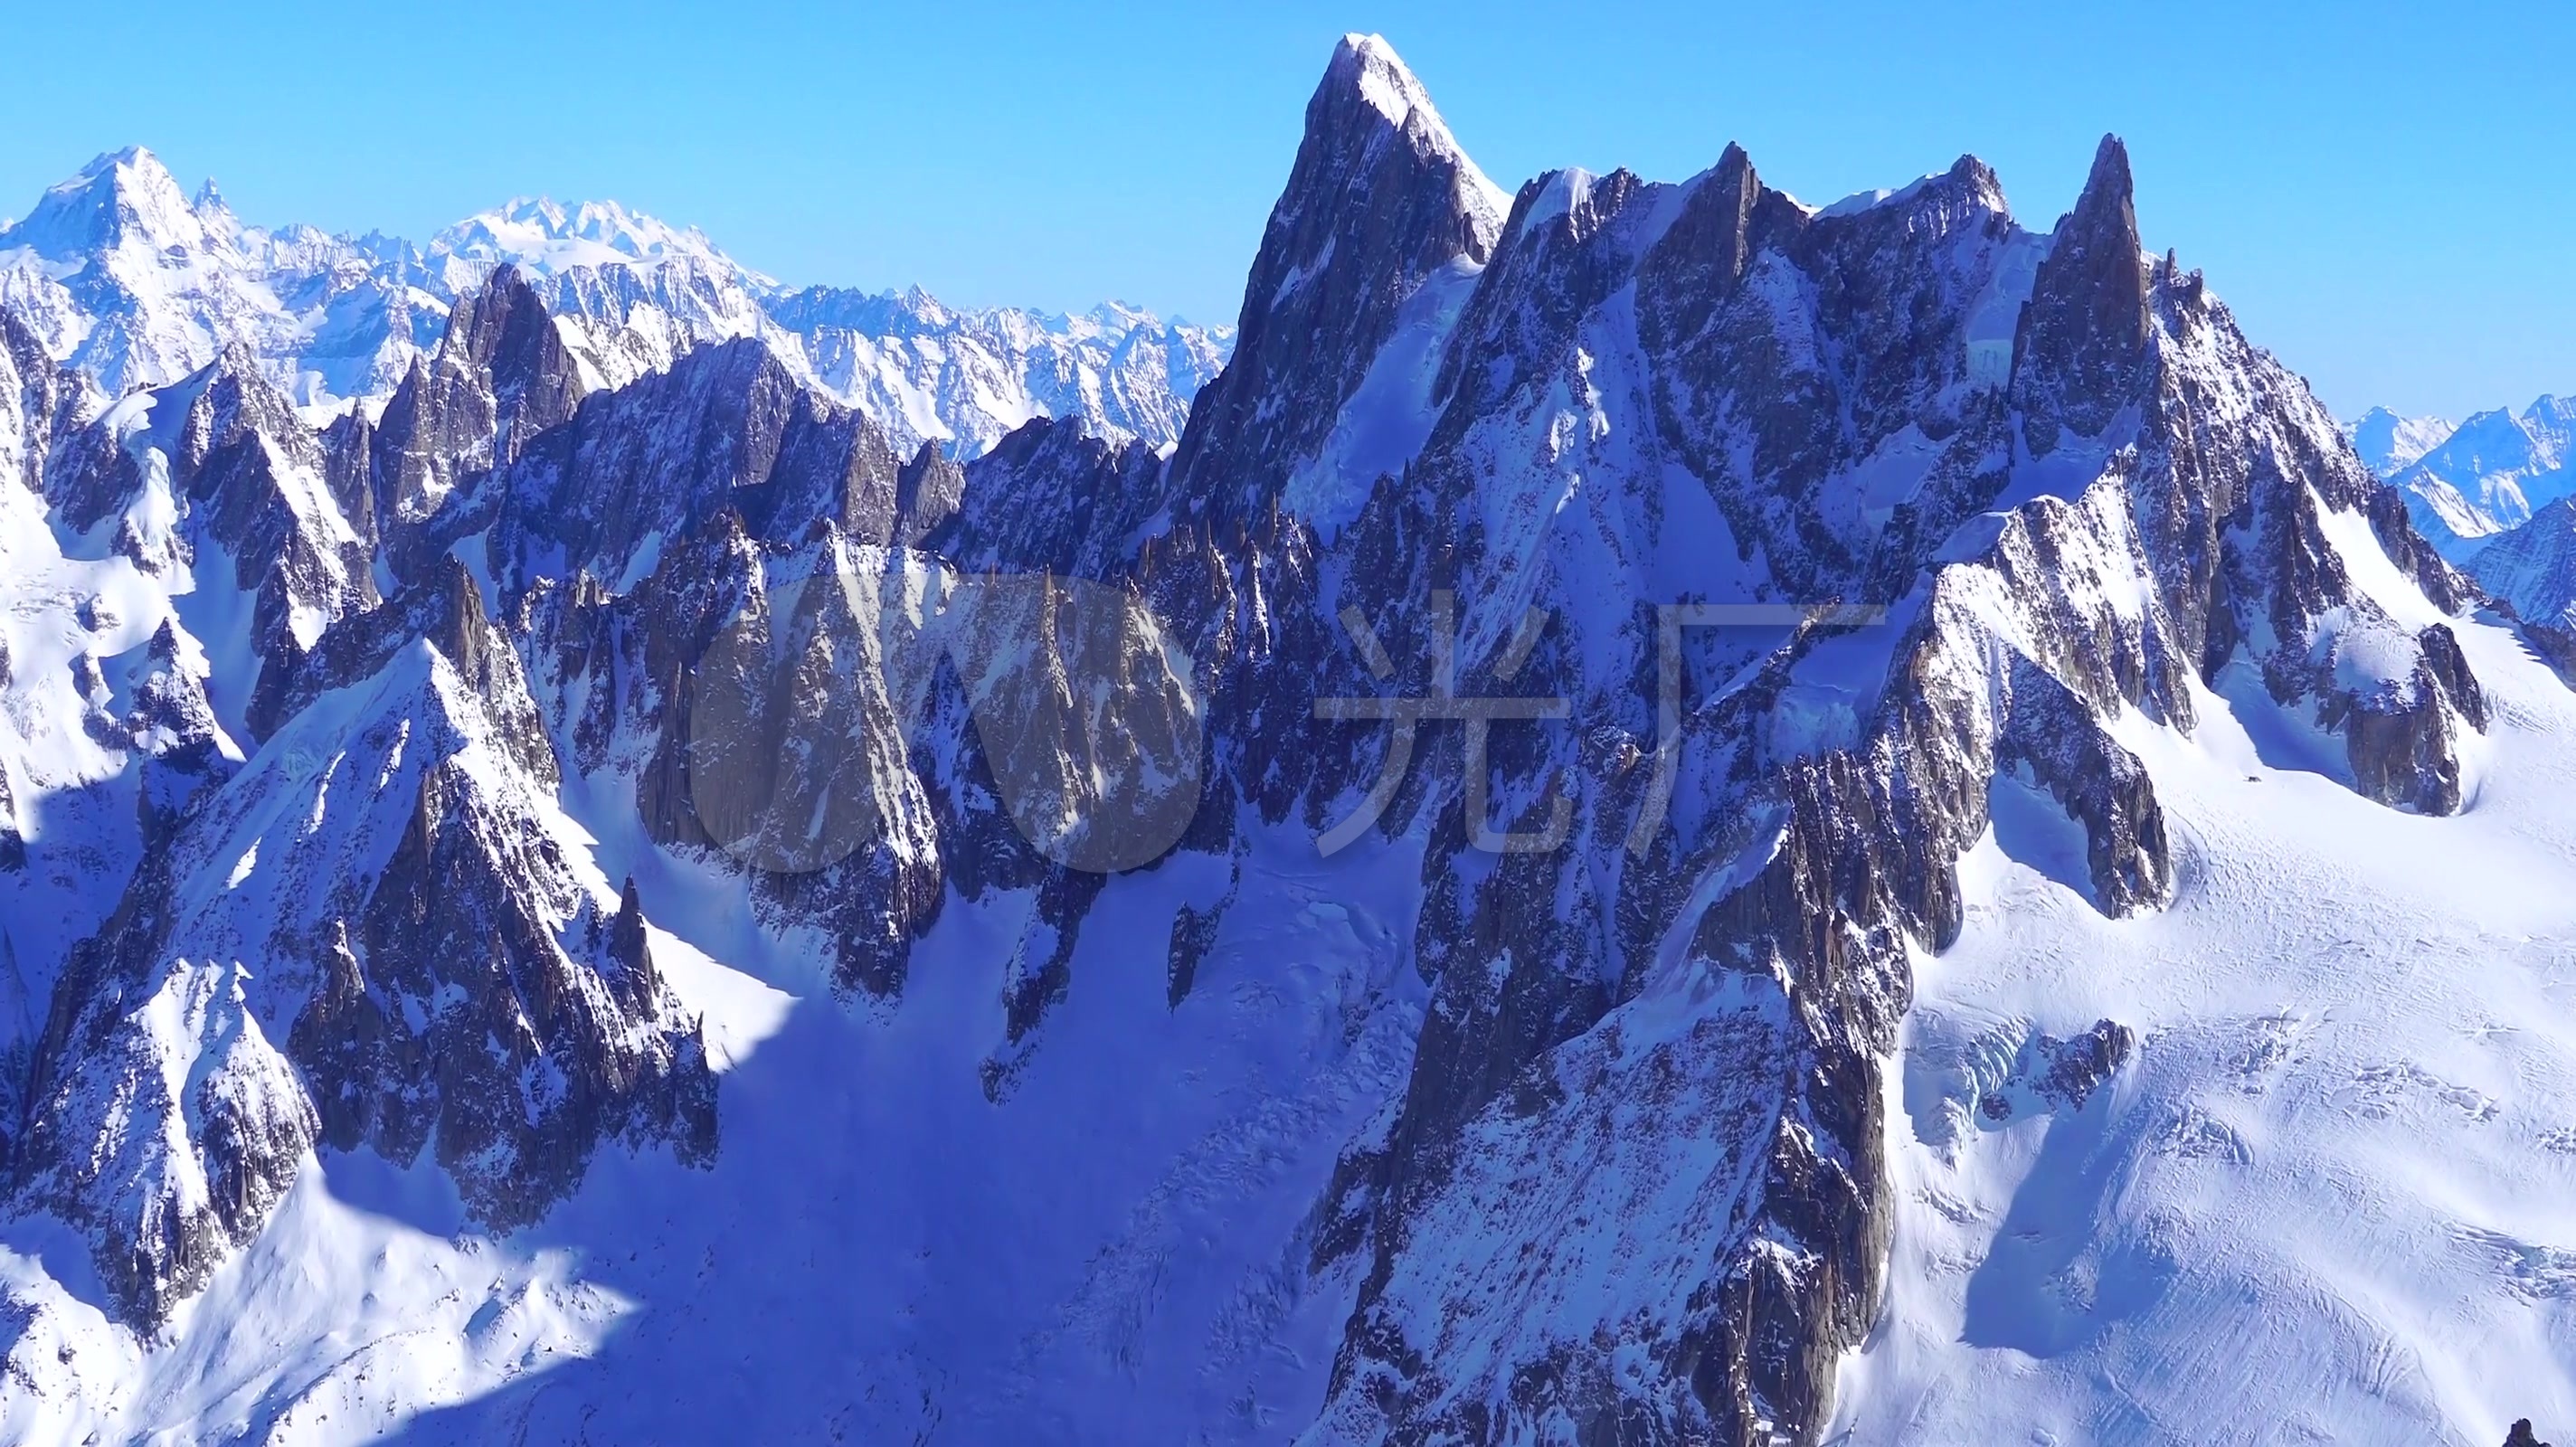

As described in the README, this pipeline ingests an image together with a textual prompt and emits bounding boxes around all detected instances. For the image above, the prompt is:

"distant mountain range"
[0,148,1232,457]
[2347,396,2576,667]
[2349,396,2576,557]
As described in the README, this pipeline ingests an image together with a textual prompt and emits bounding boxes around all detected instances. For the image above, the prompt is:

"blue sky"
[2,0,2567,419]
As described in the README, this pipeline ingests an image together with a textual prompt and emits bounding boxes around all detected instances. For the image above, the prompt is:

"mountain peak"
[429,195,770,289]
[2010,132,2151,449]
[4,145,204,260]
[2054,133,2141,262]
[1312,33,1508,222]
[2084,133,2133,201]
[1328,33,1437,134]
[84,145,168,180]
[2349,406,2458,476]
[1164,32,1509,520]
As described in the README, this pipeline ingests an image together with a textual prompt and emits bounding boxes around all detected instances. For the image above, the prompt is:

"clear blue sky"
[2,0,2566,420]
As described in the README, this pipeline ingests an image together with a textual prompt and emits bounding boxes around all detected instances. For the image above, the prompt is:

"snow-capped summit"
[431,195,772,289]
[1170,32,1505,525]
[5,33,2568,1447]
[0,156,1232,453]
[2349,403,2456,475]
[0,147,312,401]
[1,146,213,264]
[2379,394,2576,556]
[1331,34,1435,138]
[1328,33,1511,232]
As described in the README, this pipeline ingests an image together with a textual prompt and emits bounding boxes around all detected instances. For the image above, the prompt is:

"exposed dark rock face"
[495,336,904,586]
[892,438,964,545]
[2507,1422,2555,1447]
[931,413,1168,576]
[41,351,381,670]
[0,304,98,497]
[1975,1019,2136,1122]
[312,752,715,1227]
[365,264,588,581]
[2014,137,2151,454]
[1168,33,1508,529]
[12,551,713,1329]
[1143,49,2469,1446]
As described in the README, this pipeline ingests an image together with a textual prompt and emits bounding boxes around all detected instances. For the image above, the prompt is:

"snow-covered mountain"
[2349,403,2456,475]
[0,147,446,406]
[2467,497,2576,690]
[0,149,1232,457]
[2473,498,2576,626]
[0,33,2570,1447]
[429,196,762,285]
[2354,396,2576,558]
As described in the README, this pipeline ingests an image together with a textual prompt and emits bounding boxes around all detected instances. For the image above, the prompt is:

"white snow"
[0,812,1436,1444]
[2349,405,2458,477]
[1281,256,1484,538]
[431,197,771,289]
[1834,619,2576,1446]
[0,150,1233,458]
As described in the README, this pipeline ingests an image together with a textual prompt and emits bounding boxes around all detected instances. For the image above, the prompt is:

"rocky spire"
[893,438,965,545]
[1167,33,1509,526]
[2012,134,2151,452]
[606,875,660,1008]
[367,264,589,579]
[1636,142,1811,351]
[441,263,588,454]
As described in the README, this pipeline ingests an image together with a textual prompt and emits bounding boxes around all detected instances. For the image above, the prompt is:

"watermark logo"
[687,554,1882,872]
[1313,590,1569,855]
[687,560,1204,875]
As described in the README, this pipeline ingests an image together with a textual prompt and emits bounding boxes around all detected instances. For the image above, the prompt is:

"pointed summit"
[2069,134,2141,251]
[2349,405,2457,476]
[1169,33,1506,523]
[3,146,205,261]
[1637,142,1811,350]
[1314,34,1508,224]
[2011,132,2152,451]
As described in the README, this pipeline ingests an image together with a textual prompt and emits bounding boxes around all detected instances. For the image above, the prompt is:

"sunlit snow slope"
[1838,619,2576,1447]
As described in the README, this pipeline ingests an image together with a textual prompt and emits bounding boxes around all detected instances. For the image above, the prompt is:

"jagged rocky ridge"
[0,148,1232,456]
[0,31,2518,1446]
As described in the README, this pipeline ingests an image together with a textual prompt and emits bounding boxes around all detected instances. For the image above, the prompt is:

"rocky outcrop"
[892,439,964,545]
[932,413,1168,576]
[364,265,587,580]
[2013,137,2150,454]
[499,336,899,587]
[13,581,712,1328]
[0,305,97,497]
[118,620,242,851]
[1168,33,1509,528]
[1214,48,2470,1447]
